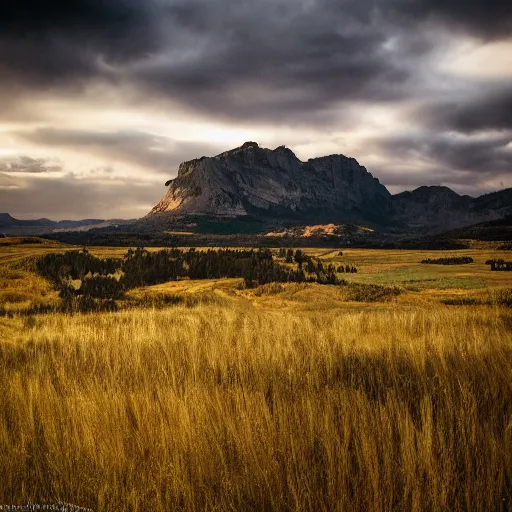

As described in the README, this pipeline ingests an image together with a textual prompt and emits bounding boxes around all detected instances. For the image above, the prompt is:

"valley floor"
[0,239,511,511]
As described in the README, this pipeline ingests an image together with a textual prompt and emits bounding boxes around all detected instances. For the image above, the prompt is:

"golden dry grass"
[1,241,512,510]
[0,305,511,511]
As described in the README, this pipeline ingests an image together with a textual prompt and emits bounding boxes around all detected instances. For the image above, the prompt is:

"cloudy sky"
[0,0,511,219]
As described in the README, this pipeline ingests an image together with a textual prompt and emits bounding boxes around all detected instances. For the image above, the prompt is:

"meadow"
[0,238,511,511]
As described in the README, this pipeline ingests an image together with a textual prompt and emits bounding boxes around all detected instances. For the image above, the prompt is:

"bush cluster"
[485,259,512,271]
[442,298,481,306]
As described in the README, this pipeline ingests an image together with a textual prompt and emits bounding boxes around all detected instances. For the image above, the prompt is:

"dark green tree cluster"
[36,248,118,284]
[485,259,512,271]
[301,256,357,276]
[36,246,351,312]
[36,249,121,296]
[121,247,186,288]
[421,256,473,265]
[279,248,357,281]
[186,248,273,280]
[175,247,313,286]
[78,276,125,299]
[36,249,123,312]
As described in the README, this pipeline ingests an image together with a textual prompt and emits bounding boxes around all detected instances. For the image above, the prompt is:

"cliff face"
[148,142,391,222]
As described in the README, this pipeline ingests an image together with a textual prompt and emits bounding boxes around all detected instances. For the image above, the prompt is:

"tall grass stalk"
[0,306,511,511]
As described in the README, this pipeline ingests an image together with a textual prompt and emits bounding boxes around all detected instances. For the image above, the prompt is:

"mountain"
[391,186,512,232]
[432,214,512,242]
[0,214,132,236]
[147,142,512,234]
[148,142,390,223]
[6,142,510,239]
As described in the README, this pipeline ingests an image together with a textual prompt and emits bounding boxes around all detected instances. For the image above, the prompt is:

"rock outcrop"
[148,142,391,222]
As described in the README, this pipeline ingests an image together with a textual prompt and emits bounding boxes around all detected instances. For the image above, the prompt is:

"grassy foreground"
[1,305,511,511]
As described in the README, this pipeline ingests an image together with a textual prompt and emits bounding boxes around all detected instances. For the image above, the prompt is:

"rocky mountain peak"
[148,142,390,221]
[215,141,261,159]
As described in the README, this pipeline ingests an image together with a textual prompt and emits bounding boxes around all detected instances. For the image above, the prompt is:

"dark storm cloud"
[17,128,224,174]
[421,87,512,133]
[362,131,512,195]
[0,0,414,123]
[373,166,491,197]
[128,0,413,122]
[0,0,158,86]
[388,0,512,39]
[0,0,509,120]
[371,132,512,172]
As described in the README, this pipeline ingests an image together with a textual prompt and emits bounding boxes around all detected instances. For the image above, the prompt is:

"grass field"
[0,239,511,511]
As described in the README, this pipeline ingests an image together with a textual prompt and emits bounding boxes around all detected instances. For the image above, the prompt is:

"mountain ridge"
[146,142,512,233]
[3,142,510,237]
[0,214,133,236]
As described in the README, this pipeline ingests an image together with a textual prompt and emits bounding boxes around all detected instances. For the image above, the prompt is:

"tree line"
[35,247,355,310]
[279,248,357,273]
[421,256,474,265]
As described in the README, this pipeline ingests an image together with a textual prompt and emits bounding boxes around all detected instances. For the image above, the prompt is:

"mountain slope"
[148,142,391,223]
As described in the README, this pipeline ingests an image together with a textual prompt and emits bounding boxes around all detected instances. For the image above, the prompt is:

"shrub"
[23,315,37,329]
[60,295,119,314]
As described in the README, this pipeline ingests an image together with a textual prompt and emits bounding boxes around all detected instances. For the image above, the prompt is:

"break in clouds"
[0,0,511,218]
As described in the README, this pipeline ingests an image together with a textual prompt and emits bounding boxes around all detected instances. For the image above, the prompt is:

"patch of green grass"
[347,266,487,290]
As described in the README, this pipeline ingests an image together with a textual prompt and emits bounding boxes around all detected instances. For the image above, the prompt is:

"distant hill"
[430,214,512,241]
[145,142,512,234]
[0,214,133,236]
[391,186,512,233]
